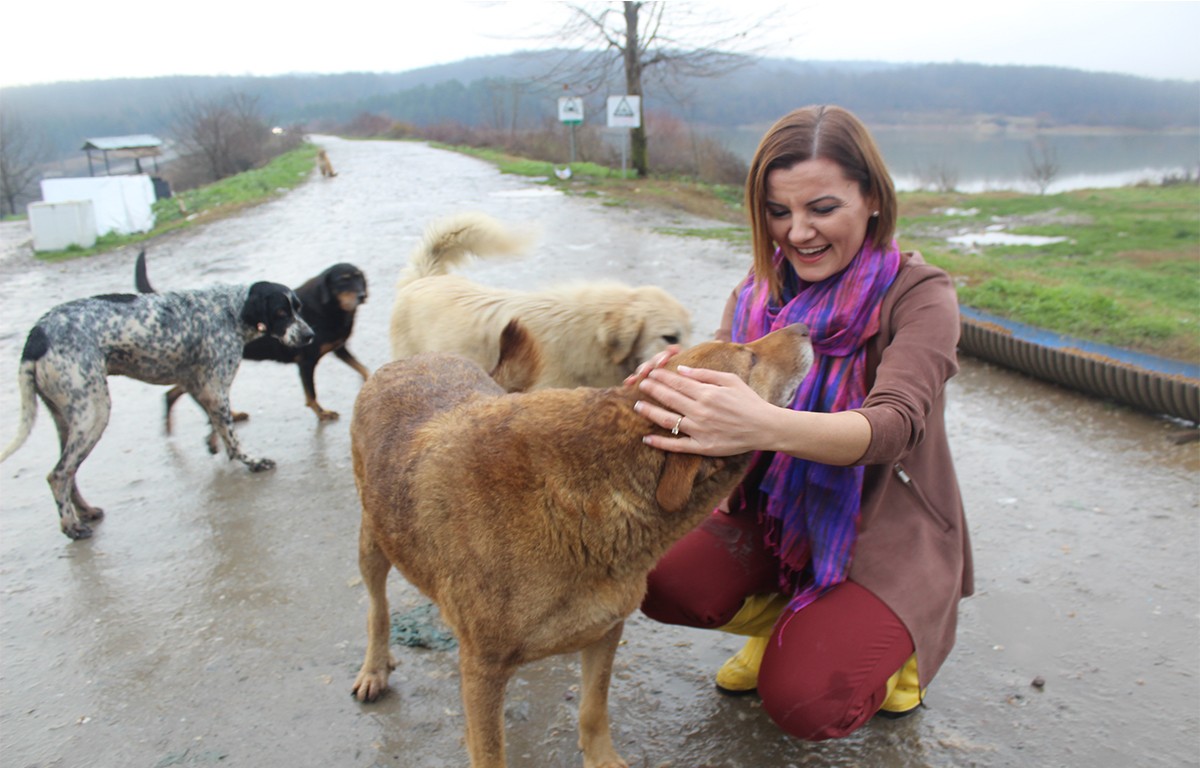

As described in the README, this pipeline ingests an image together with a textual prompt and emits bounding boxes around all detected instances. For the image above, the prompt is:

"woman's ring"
[670,415,684,436]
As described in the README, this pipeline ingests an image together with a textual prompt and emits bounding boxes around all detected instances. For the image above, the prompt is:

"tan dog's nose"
[783,322,810,338]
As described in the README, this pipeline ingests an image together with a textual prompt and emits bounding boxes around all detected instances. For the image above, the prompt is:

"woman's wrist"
[768,409,871,466]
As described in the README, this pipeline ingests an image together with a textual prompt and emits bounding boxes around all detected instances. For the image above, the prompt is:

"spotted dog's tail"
[0,328,45,463]
[134,249,155,293]
[398,212,536,289]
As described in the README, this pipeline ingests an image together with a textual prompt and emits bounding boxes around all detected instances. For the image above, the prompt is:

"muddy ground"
[1,137,1196,768]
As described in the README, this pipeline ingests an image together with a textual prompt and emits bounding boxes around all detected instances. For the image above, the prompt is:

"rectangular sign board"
[606,95,641,128]
[558,96,584,125]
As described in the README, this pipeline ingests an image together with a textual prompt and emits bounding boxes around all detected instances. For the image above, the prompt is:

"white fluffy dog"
[389,212,693,389]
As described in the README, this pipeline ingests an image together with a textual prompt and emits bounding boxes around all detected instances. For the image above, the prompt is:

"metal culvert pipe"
[957,307,1199,424]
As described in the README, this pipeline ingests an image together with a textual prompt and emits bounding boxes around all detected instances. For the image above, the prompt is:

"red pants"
[642,507,915,741]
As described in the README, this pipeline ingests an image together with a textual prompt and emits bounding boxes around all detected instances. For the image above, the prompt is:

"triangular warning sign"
[613,97,636,117]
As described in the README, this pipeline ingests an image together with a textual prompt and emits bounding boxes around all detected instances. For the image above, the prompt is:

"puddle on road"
[948,231,1069,247]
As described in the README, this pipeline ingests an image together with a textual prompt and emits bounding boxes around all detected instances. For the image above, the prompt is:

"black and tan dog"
[136,251,370,427]
[1,277,312,540]
[350,322,812,767]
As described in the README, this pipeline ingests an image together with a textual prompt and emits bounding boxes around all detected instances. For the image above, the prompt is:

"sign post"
[557,95,584,169]
[606,95,641,178]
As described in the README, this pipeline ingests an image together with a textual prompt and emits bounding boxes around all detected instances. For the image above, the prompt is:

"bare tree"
[543,1,776,177]
[1026,139,1060,195]
[0,112,47,217]
[917,161,959,193]
[171,92,273,184]
[485,79,525,136]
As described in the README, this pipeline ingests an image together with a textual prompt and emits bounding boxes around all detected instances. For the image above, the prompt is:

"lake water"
[707,126,1200,193]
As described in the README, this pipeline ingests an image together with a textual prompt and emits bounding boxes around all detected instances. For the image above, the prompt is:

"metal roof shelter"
[81,134,163,176]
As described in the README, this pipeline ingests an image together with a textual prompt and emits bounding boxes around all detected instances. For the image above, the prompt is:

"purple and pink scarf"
[732,241,901,614]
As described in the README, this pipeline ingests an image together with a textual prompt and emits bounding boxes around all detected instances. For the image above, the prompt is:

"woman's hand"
[634,365,783,456]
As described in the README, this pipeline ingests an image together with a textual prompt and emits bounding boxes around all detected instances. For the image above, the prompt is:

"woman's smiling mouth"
[792,244,831,261]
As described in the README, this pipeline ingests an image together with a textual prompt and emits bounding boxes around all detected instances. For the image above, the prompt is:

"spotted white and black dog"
[1,280,313,540]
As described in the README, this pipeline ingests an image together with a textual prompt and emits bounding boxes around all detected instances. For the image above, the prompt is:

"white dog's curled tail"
[0,359,39,463]
[401,212,536,284]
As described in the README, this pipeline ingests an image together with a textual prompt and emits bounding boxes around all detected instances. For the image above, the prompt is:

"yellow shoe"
[715,635,769,695]
[717,593,788,637]
[878,653,925,718]
[712,594,786,695]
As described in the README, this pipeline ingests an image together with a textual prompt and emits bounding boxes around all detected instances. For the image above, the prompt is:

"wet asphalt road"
[1,137,1197,768]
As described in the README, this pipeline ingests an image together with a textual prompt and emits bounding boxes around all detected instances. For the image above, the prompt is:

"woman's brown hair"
[745,105,897,300]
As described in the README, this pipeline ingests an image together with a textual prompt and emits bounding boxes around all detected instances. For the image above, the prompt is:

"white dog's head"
[601,285,693,375]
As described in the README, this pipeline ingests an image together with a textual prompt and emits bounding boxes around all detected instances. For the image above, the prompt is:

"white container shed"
[40,175,156,237]
[28,200,98,252]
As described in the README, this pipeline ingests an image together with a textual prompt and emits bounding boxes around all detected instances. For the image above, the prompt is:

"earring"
[871,210,880,218]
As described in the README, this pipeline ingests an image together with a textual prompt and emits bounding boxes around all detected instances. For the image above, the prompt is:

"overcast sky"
[1,0,1197,89]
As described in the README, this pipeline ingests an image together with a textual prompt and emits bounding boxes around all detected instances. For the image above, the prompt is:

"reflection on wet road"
[1,138,1196,767]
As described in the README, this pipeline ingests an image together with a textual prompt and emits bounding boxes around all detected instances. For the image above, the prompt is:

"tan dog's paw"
[317,409,340,422]
[580,738,627,768]
[351,668,391,702]
[583,754,628,768]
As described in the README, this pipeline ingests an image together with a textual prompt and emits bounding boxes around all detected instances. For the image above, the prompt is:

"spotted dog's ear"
[241,284,268,330]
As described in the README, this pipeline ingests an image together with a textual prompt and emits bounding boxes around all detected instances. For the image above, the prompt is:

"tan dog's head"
[652,322,813,512]
[601,286,693,374]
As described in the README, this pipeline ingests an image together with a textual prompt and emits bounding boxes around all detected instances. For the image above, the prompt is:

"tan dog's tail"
[400,212,535,286]
[0,358,39,463]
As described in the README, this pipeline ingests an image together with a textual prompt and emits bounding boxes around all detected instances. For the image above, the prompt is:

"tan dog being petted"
[388,211,693,388]
[350,322,813,768]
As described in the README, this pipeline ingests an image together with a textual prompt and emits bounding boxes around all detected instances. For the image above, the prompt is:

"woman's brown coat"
[851,252,973,689]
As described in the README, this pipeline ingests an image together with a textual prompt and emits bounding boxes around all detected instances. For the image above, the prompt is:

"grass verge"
[901,186,1199,361]
[32,144,319,263]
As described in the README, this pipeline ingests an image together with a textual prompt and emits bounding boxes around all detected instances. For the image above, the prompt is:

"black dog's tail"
[134,250,155,293]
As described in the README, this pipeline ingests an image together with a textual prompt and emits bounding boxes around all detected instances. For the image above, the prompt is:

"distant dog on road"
[1,265,313,540]
[350,322,813,767]
[136,251,370,426]
[389,212,693,389]
[317,149,337,178]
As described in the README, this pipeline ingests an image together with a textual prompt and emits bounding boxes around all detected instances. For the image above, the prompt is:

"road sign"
[606,95,641,128]
[558,96,584,125]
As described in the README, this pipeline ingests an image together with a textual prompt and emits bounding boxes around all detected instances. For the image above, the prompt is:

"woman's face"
[764,158,876,284]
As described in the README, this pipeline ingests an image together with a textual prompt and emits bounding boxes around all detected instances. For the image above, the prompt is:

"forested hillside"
[3,50,1196,163]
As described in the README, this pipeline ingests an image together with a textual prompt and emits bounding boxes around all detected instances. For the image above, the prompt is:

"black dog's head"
[242,282,315,347]
[318,263,368,313]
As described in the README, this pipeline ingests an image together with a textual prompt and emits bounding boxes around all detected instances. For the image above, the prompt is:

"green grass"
[654,225,749,244]
[902,185,1199,360]
[34,144,319,263]
[431,144,633,180]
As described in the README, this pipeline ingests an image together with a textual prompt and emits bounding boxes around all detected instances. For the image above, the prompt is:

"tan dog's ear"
[600,310,644,365]
[656,454,702,512]
[656,455,726,513]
